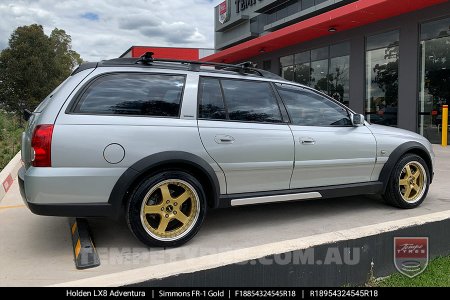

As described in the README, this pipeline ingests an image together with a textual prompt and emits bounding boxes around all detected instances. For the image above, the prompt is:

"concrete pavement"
[1,145,449,286]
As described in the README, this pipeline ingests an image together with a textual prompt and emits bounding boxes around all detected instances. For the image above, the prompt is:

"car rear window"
[73,73,185,117]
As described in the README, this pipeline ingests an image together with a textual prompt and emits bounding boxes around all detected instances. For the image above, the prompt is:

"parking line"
[0,205,26,210]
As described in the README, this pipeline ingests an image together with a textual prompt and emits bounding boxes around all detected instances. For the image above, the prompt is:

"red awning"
[202,0,447,63]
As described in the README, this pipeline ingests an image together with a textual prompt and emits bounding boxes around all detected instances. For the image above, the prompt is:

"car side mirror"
[352,114,365,126]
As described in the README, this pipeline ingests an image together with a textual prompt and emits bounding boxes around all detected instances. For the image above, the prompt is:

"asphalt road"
[1,145,449,286]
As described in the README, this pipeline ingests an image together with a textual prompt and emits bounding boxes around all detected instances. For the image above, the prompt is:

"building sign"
[219,0,231,24]
[235,0,263,13]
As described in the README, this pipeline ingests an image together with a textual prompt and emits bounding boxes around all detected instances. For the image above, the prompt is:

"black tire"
[126,170,207,247]
[383,154,430,209]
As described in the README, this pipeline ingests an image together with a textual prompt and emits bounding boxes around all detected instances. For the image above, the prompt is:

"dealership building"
[204,0,450,144]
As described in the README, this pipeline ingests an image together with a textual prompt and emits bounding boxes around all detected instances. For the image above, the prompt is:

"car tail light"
[31,124,54,167]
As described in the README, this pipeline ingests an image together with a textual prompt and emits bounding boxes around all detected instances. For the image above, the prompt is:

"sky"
[0,0,222,61]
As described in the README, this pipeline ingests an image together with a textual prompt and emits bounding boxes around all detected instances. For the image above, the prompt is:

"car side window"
[276,83,352,126]
[73,73,185,117]
[221,79,282,123]
[198,78,227,120]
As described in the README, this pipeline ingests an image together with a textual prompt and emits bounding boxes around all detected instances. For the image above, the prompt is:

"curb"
[50,210,450,287]
[0,152,22,202]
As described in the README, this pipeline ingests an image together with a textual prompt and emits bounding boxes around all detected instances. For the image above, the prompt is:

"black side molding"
[378,141,433,193]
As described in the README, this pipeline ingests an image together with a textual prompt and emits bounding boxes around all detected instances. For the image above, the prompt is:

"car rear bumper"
[18,166,122,218]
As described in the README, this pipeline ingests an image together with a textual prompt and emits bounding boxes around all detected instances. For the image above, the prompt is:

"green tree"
[50,28,82,86]
[0,24,82,113]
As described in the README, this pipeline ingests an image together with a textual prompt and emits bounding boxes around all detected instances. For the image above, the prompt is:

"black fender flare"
[108,151,221,217]
[379,141,433,193]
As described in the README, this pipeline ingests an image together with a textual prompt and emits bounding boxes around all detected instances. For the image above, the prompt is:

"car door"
[197,77,294,194]
[274,83,377,189]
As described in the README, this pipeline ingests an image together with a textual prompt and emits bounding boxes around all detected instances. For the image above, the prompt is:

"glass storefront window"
[294,51,310,64]
[330,42,350,58]
[294,50,311,86]
[365,30,399,126]
[280,55,294,67]
[420,17,450,41]
[366,30,399,51]
[294,63,311,86]
[280,54,295,81]
[281,65,295,81]
[279,42,350,105]
[311,46,329,61]
[329,56,350,106]
[311,59,329,93]
[419,17,450,144]
[252,0,355,37]
[262,60,272,71]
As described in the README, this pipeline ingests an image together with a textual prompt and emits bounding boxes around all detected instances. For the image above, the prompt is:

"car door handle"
[214,135,235,144]
[300,137,315,145]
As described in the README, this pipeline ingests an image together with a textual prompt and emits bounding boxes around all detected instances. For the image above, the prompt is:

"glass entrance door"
[419,17,450,144]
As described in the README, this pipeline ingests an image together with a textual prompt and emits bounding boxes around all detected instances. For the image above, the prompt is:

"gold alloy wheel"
[140,179,200,241]
[398,161,426,203]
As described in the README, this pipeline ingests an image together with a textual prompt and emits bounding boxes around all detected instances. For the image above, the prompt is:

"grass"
[375,256,450,287]
[0,110,24,171]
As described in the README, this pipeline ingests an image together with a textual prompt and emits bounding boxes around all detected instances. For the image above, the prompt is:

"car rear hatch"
[21,66,97,170]
[21,79,67,170]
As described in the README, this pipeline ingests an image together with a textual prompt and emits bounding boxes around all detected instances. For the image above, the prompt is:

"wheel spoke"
[413,170,421,180]
[157,216,170,233]
[174,190,191,206]
[159,184,172,201]
[399,179,408,186]
[404,185,413,199]
[174,211,189,224]
[404,165,412,177]
[413,184,421,193]
[144,204,163,215]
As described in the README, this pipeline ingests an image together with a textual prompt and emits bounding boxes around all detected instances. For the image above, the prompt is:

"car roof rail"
[101,52,283,80]
[71,62,99,76]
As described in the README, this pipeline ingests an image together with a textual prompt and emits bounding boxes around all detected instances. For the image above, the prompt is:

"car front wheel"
[126,171,207,247]
[383,154,430,209]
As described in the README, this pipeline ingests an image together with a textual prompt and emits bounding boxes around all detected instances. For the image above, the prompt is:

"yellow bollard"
[442,105,448,147]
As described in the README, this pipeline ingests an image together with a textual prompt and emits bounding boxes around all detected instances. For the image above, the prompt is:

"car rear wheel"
[383,154,430,209]
[126,171,207,247]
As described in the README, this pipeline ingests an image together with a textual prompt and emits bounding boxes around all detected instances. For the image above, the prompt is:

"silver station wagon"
[19,53,434,247]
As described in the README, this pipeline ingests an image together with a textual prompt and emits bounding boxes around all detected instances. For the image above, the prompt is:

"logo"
[219,0,231,24]
[394,237,428,278]
[235,0,262,13]
[2,174,13,193]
